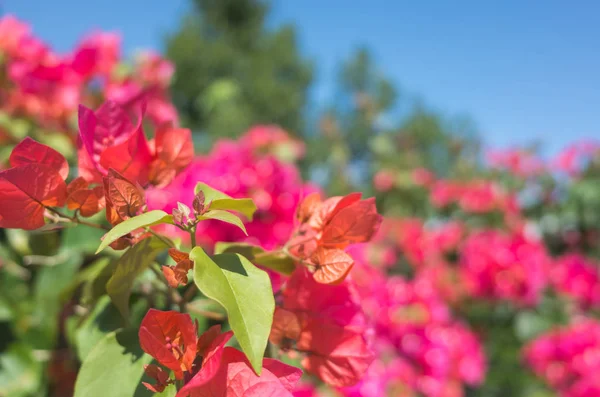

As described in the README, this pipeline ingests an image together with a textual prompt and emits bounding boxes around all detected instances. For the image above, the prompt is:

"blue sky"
[3,0,599,155]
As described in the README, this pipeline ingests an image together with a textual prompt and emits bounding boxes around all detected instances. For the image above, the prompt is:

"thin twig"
[185,304,226,321]
[45,207,109,230]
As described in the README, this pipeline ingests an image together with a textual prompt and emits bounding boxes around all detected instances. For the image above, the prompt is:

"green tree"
[166,0,313,142]
[304,47,398,194]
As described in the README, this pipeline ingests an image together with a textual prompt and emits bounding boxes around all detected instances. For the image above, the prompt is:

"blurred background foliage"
[167,0,479,188]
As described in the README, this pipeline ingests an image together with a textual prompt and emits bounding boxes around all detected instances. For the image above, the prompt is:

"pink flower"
[551,254,600,309]
[524,319,600,396]
[459,230,549,306]
[552,141,600,176]
[412,168,435,187]
[147,129,316,252]
[486,148,544,177]
[374,170,395,191]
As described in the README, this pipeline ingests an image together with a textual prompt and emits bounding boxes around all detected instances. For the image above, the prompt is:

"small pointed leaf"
[96,210,172,253]
[198,210,247,235]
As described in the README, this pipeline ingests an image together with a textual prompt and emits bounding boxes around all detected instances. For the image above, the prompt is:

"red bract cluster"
[0,98,192,241]
[0,15,175,132]
[139,309,302,396]
[78,100,192,186]
[271,269,373,388]
[287,192,382,284]
[146,126,315,249]
[524,319,600,397]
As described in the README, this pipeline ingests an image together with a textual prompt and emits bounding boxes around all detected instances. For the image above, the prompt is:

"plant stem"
[189,226,197,247]
[281,247,316,268]
[45,207,109,230]
[185,304,226,321]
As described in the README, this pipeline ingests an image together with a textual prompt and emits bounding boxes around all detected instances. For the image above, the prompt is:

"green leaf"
[74,329,152,397]
[106,237,170,319]
[29,251,82,349]
[61,257,111,302]
[191,247,274,374]
[194,182,233,202]
[96,210,173,254]
[215,242,296,275]
[75,296,123,361]
[198,210,248,235]
[82,259,117,306]
[194,182,257,220]
[0,343,43,396]
[209,198,257,220]
[63,225,105,254]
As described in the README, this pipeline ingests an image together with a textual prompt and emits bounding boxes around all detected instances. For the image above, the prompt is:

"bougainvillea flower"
[270,268,372,387]
[137,315,302,397]
[178,347,302,397]
[283,268,365,328]
[0,138,72,230]
[551,253,600,309]
[103,169,145,223]
[310,247,355,284]
[65,176,104,217]
[524,319,600,396]
[286,193,381,283]
[77,100,192,187]
[162,248,194,288]
[138,309,198,380]
[459,230,549,306]
[78,101,144,165]
[148,124,194,187]
[271,313,373,389]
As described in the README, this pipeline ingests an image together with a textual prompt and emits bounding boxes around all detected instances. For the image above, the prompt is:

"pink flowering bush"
[524,319,600,397]
[1,14,600,397]
[147,126,314,250]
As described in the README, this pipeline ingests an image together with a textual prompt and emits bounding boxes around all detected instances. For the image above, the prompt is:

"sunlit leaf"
[198,210,248,235]
[191,247,274,374]
[194,182,257,220]
[215,242,296,275]
[96,210,172,253]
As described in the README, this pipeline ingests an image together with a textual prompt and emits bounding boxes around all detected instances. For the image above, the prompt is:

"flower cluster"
[524,319,600,397]
[344,254,486,397]
[147,126,315,250]
[0,15,175,133]
[459,229,550,306]
[139,309,302,396]
[550,254,600,310]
